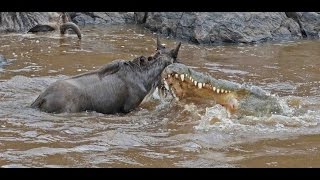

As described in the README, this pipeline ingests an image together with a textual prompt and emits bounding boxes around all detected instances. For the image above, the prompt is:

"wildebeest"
[31,37,181,114]
[28,12,82,39]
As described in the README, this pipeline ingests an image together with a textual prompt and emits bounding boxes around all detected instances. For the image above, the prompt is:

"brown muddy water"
[0,25,320,168]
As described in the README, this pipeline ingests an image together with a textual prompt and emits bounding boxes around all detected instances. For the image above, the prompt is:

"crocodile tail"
[60,22,82,39]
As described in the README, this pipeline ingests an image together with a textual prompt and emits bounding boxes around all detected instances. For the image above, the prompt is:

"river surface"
[0,25,319,167]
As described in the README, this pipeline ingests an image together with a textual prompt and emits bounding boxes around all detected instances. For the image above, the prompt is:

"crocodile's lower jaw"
[160,73,240,113]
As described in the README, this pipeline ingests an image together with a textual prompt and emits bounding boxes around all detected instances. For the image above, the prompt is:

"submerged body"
[31,38,181,114]
[0,54,7,66]
[159,63,283,117]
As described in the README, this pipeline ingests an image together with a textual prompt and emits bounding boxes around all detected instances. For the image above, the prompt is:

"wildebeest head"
[150,36,181,65]
[133,37,182,104]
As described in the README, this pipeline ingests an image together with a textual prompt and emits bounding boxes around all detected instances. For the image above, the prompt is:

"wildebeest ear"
[170,42,181,58]
[157,36,165,50]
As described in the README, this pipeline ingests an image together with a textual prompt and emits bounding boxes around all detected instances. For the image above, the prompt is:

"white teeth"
[185,74,188,77]
[191,79,194,82]
[221,89,224,93]
[189,76,192,80]
[198,83,202,89]
[217,89,220,93]
[213,87,216,91]
[163,78,166,81]
[175,74,178,78]
[168,74,171,78]
[180,74,185,81]
[171,88,177,98]
[203,83,206,87]
[194,81,197,86]
[164,80,169,90]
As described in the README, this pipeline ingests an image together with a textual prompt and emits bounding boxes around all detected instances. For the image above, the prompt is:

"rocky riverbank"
[0,12,61,33]
[0,12,319,44]
[68,12,135,26]
[134,12,320,44]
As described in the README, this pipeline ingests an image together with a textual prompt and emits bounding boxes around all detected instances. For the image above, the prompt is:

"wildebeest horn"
[171,42,181,58]
[157,36,165,50]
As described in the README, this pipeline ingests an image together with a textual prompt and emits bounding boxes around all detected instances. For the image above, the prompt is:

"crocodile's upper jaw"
[159,70,242,113]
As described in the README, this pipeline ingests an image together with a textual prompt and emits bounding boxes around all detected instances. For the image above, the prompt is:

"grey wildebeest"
[31,37,181,114]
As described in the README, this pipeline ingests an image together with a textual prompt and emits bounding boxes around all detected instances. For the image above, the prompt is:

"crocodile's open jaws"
[158,63,283,117]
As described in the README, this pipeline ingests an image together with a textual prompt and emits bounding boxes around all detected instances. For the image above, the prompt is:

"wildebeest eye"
[147,57,153,61]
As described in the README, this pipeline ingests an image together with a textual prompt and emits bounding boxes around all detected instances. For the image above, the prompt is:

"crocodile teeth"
[221,89,224,93]
[189,76,192,80]
[217,89,220,93]
[175,74,179,78]
[180,74,185,81]
[171,88,176,97]
[164,80,169,90]
[194,81,197,86]
[203,83,206,87]
[198,83,202,89]
[191,79,194,82]
[168,74,171,78]
[213,86,216,91]
[185,74,188,77]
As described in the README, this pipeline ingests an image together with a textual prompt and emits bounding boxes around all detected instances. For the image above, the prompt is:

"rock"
[280,18,302,39]
[134,12,148,24]
[135,12,319,44]
[299,12,320,38]
[0,12,59,33]
[72,13,95,26]
[0,12,135,32]
[71,12,135,26]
